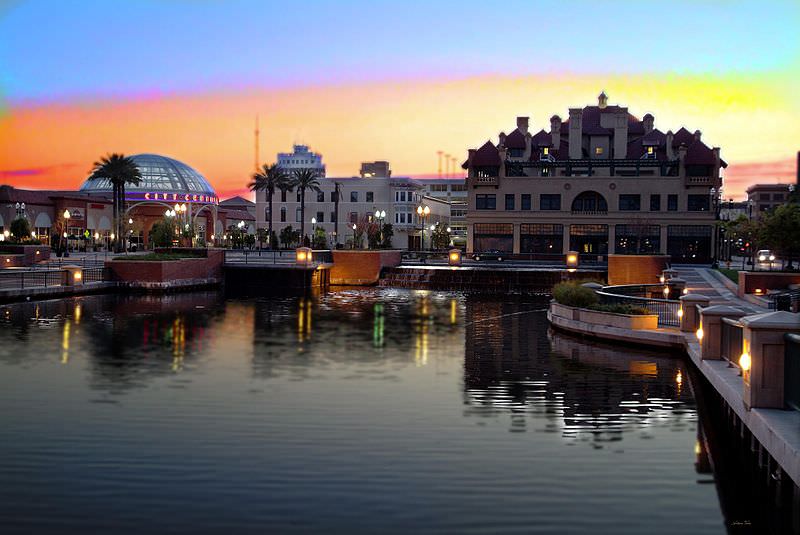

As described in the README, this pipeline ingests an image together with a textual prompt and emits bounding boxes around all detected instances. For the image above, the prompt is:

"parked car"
[472,250,504,261]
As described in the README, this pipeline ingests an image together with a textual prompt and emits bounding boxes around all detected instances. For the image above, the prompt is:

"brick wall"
[0,245,51,266]
[738,271,800,296]
[608,255,670,286]
[330,250,402,285]
[106,251,223,284]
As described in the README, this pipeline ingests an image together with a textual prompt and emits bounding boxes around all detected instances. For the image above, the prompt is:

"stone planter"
[550,301,658,330]
[331,250,402,285]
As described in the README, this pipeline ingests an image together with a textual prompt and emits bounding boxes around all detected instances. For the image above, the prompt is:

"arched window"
[571,191,608,213]
[280,207,286,222]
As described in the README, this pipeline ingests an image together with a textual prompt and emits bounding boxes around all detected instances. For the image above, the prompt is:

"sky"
[0,0,798,200]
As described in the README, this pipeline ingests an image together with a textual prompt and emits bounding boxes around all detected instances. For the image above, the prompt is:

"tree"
[760,203,800,270]
[280,225,299,249]
[312,227,327,249]
[249,163,288,249]
[150,218,176,247]
[380,223,394,249]
[727,215,762,268]
[431,224,451,250]
[9,217,31,242]
[291,168,321,243]
[88,154,142,253]
[256,228,269,249]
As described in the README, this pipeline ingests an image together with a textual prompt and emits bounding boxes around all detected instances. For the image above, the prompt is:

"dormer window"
[643,145,656,159]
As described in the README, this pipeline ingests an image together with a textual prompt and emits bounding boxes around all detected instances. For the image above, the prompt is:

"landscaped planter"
[0,244,51,266]
[106,249,224,289]
[549,301,658,330]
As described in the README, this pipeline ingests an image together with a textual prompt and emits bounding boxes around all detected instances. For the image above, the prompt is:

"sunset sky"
[1,0,798,200]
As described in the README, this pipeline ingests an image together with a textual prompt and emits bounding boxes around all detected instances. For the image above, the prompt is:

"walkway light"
[663,286,670,297]
[448,248,462,267]
[296,247,312,265]
[110,233,115,240]
[739,351,751,373]
[566,251,579,268]
[677,307,684,319]
[63,210,71,220]
[94,232,99,240]
[696,326,704,341]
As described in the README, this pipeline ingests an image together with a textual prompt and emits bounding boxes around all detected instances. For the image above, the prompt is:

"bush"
[10,217,31,241]
[552,282,599,308]
[589,303,651,315]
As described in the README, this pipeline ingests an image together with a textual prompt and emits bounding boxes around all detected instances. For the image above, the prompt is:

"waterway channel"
[0,288,769,533]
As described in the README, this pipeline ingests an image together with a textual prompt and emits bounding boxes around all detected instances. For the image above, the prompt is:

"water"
[0,289,730,533]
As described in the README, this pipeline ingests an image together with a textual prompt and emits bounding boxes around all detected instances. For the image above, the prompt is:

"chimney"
[598,91,608,109]
[643,113,654,134]
[550,115,562,148]
[666,130,675,160]
[694,130,702,142]
[498,132,506,148]
[796,151,799,187]
[524,131,532,161]
[613,108,628,159]
[568,108,583,159]
[678,144,688,177]
[516,117,529,135]
[466,149,476,177]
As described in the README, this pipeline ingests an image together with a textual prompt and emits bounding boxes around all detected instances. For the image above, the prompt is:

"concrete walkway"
[673,265,767,313]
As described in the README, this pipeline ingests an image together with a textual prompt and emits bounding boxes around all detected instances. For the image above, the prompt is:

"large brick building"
[463,92,726,263]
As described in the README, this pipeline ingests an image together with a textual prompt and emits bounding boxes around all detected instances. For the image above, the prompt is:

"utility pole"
[334,182,341,248]
[444,153,451,178]
[437,151,443,178]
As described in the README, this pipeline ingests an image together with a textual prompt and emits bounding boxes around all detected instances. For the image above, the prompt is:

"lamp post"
[62,209,71,254]
[352,223,357,249]
[710,187,721,268]
[374,210,386,246]
[416,204,430,251]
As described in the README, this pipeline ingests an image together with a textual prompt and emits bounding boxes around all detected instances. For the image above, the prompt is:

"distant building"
[360,161,391,178]
[746,184,793,219]
[414,177,468,247]
[463,92,727,263]
[277,144,326,177]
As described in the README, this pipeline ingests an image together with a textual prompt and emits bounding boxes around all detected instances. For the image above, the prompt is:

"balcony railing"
[570,210,608,216]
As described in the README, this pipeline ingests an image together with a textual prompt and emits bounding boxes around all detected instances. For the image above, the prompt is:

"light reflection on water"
[0,289,729,534]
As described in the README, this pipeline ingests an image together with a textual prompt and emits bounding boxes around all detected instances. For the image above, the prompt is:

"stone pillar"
[63,265,83,286]
[562,225,571,255]
[740,311,800,410]
[666,277,686,298]
[679,294,710,333]
[698,305,747,360]
[659,225,668,255]
[513,224,520,254]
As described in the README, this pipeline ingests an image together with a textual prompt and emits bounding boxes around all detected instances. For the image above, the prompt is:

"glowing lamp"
[566,251,579,269]
[448,248,462,267]
[754,288,763,295]
[35,251,40,255]
[5,259,9,263]
[663,286,670,297]
[296,247,312,265]
[63,210,70,219]
[696,327,704,341]
[659,275,666,284]
[682,288,689,295]
[677,308,683,318]
[739,352,751,373]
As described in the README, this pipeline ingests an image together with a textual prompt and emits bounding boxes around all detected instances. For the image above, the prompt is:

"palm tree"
[291,168,321,245]
[88,154,142,253]
[249,163,288,249]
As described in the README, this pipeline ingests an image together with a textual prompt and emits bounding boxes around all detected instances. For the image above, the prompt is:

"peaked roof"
[671,127,695,147]
[530,129,552,147]
[503,129,526,149]
[469,140,501,167]
[219,195,255,207]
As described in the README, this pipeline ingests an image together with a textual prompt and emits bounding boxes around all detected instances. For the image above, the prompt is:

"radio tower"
[451,156,457,178]
[444,153,451,178]
[254,115,260,172]
[437,151,443,178]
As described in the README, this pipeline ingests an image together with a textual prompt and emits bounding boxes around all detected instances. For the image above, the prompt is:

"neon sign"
[126,192,219,204]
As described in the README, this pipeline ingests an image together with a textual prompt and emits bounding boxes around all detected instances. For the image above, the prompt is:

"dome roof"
[79,154,216,199]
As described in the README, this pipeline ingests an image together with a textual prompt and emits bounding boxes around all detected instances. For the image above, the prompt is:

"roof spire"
[598,90,608,109]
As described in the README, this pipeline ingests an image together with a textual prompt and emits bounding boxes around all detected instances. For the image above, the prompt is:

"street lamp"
[374,210,386,246]
[416,205,430,251]
[62,209,71,253]
[352,223,357,249]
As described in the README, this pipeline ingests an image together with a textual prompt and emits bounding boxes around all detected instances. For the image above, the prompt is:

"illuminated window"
[647,146,654,155]
[595,147,603,155]
[543,147,549,155]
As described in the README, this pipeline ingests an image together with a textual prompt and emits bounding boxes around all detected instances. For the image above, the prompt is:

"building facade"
[463,92,726,263]
[746,184,794,219]
[255,158,449,249]
[414,178,468,247]
[277,144,326,177]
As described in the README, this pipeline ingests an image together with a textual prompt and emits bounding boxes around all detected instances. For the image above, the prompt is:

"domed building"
[77,153,226,247]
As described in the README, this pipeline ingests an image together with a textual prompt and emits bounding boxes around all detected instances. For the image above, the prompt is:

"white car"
[757,250,776,263]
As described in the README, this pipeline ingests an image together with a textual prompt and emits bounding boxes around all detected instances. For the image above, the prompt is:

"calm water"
[0,289,730,533]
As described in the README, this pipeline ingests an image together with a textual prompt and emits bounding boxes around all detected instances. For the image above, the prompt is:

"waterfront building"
[462,92,726,263]
[277,144,326,177]
[0,153,247,248]
[255,157,449,249]
[414,177,468,247]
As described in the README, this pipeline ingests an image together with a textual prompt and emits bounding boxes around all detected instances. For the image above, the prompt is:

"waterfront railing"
[720,317,744,368]
[596,283,680,327]
[785,333,800,412]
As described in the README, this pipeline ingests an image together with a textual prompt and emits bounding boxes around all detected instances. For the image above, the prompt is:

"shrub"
[552,282,599,308]
[9,217,31,241]
[589,303,651,315]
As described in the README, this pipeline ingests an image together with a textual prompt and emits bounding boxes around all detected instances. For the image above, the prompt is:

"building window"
[295,207,302,222]
[330,212,337,223]
[650,194,661,211]
[350,191,358,202]
[281,190,287,202]
[540,194,561,211]
[317,191,325,202]
[687,194,710,212]
[349,212,358,224]
[571,191,608,213]
[543,147,549,156]
[615,224,660,254]
[521,194,532,210]
[330,191,337,202]
[280,207,286,222]
[475,194,496,210]
[505,194,515,210]
[450,184,466,192]
[595,147,603,155]
[366,191,374,202]
[316,211,324,223]
[618,194,641,211]
[667,194,678,211]
[520,223,563,254]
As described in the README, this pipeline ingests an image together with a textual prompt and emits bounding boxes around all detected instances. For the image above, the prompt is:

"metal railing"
[771,289,800,312]
[720,317,743,367]
[0,269,66,290]
[596,283,681,327]
[82,267,110,283]
[784,333,800,411]
[223,249,333,265]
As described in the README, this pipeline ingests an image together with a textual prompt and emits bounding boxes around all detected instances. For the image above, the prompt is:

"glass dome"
[79,154,216,198]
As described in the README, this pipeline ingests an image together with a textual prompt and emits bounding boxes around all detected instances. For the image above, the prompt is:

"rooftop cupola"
[598,91,608,109]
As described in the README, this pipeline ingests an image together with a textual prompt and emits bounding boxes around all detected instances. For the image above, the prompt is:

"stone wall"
[106,249,224,289]
[330,250,402,285]
[607,254,669,286]
[0,245,51,267]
